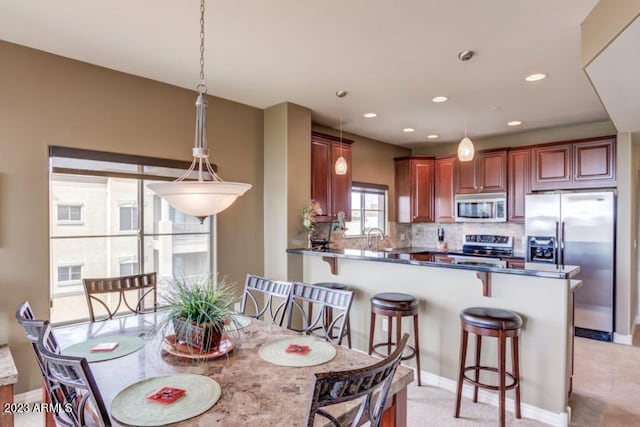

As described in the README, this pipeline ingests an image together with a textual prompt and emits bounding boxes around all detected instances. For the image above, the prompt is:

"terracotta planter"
[172,317,223,353]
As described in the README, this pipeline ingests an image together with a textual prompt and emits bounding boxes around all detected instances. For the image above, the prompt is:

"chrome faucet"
[367,227,385,250]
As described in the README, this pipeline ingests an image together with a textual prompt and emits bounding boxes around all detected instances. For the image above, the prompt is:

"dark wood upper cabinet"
[395,157,434,223]
[311,132,352,222]
[455,150,507,194]
[507,148,531,223]
[434,157,456,222]
[531,136,616,191]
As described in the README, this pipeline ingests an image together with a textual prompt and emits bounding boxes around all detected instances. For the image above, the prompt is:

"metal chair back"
[240,274,293,325]
[287,282,353,345]
[37,323,111,427]
[306,333,410,427]
[83,272,157,322]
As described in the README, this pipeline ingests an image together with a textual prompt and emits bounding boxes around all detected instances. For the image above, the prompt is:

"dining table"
[52,312,414,426]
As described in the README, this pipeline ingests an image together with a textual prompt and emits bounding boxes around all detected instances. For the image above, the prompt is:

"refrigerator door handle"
[555,221,560,266]
[560,221,566,265]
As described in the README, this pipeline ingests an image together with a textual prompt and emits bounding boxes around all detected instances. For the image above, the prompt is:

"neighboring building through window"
[119,205,139,231]
[119,261,139,276]
[345,183,388,237]
[57,264,82,285]
[57,204,83,224]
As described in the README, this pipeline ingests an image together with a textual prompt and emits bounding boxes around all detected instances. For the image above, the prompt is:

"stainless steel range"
[448,234,514,268]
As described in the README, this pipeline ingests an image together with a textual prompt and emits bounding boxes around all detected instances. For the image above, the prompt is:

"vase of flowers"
[300,200,320,248]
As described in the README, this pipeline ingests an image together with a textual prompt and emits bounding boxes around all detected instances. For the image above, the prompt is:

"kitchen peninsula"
[287,247,581,426]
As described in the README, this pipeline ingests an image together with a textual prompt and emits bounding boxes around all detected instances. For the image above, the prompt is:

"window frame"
[57,263,83,286]
[57,204,84,225]
[119,204,139,232]
[345,182,389,238]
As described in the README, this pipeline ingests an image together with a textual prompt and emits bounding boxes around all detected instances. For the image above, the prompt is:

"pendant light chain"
[463,57,468,138]
[198,0,207,93]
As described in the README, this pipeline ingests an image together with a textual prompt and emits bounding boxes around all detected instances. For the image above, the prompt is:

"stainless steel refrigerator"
[525,191,615,341]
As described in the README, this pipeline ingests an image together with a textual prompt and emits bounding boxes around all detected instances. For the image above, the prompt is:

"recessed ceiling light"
[363,112,377,118]
[403,128,415,133]
[427,134,439,139]
[508,120,523,126]
[432,96,448,103]
[525,73,547,82]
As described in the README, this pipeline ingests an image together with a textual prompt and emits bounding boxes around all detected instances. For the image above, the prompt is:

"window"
[119,261,139,276]
[49,146,214,324]
[57,264,82,285]
[57,204,83,224]
[119,205,139,231]
[345,183,388,237]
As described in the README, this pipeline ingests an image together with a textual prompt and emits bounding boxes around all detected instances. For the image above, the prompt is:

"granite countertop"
[286,248,580,279]
[0,345,18,386]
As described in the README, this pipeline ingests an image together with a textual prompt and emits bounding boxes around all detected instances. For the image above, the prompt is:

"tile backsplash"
[334,221,526,255]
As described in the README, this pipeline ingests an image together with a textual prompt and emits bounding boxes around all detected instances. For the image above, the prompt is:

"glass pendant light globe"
[335,155,348,175]
[458,137,475,162]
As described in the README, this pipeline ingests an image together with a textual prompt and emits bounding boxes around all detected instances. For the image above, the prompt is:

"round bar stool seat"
[455,307,523,427]
[311,282,352,348]
[368,292,422,386]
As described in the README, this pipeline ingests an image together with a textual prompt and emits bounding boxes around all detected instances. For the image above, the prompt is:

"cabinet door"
[573,138,616,187]
[508,149,530,223]
[504,258,525,269]
[455,159,477,194]
[411,159,434,222]
[411,253,434,262]
[311,138,332,221]
[331,143,352,221]
[433,254,453,263]
[434,157,455,222]
[531,144,572,191]
[478,151,507,193]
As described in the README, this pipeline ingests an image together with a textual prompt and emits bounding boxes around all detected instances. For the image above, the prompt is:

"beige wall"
[0,41,264,392]
[312,124,410,222]
[411,120,617,156]
[581,0,640,67]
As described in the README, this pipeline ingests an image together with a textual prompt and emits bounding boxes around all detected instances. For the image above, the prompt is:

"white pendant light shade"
[457,137,475,162]
[147,181,251,220]
[335,155,347,175]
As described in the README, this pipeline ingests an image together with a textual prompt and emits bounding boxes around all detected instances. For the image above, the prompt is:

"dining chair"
[83,272,157,322]
[287,282,353,345]
[239,274,293,325]
[37,322,111,427]
[306,333,410,427]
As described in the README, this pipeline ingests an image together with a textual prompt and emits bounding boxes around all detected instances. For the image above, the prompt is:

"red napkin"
[285,343,311,355]
[90,342,119,352]
[146,386,187,404]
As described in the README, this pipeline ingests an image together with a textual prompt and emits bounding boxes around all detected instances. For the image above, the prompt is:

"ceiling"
[0,0,609,148]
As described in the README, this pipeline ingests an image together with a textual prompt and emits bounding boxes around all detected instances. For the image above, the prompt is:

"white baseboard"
[613,332,633,345]
[13,389,42,404]
[418,370,570,427]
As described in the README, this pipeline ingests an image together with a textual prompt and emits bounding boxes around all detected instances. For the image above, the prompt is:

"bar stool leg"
[512,335,522,419]
[473,335,482,402]
[346,316,352,349]
[498,331,506,427]
[454,327,468,418]
[413,313,422,386]
[368,311,376,355]
[387,315,393,356]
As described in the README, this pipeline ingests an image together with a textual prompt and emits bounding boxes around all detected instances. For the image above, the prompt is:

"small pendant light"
[334,90,348,175]
[457,50,475,162]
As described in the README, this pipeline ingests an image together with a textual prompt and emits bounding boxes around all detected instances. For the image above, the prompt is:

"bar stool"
[368,292,422,386]
[311,282,352,348]
[454,307,522,427]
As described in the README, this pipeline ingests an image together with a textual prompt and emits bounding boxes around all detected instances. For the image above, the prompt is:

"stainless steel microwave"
[454,193,507,222]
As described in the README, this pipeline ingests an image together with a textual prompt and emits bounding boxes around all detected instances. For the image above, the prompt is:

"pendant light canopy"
[334,90,348,175]
[147,0,251,223]
[457,50,475,162]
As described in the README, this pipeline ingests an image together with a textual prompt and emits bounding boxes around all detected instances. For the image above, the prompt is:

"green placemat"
[111,374,221,426]
[259,337,337,367]
[62,335,144,363]
[225,315,251,332]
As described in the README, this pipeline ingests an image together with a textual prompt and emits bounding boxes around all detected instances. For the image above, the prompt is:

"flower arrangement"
[300,200,321,233]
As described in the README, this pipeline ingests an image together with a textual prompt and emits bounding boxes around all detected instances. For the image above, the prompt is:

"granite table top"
[0,345,18,387]
[54,313,414,426]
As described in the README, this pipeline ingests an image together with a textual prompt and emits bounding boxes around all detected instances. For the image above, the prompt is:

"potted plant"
[163,275,238,353]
